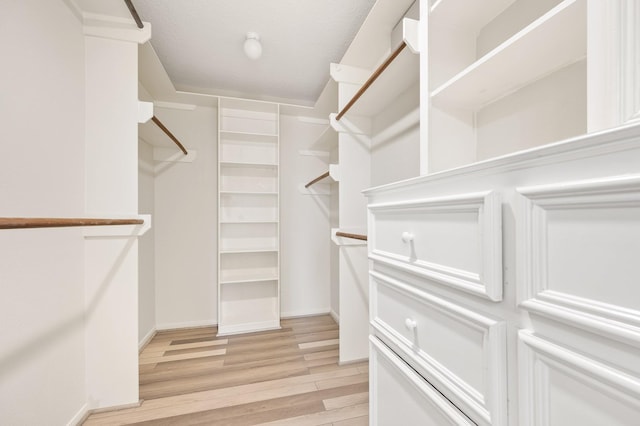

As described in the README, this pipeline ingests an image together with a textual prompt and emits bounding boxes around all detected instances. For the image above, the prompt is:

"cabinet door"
[518,331,640,426]
[516,174,640,425]
[370,336,473,426]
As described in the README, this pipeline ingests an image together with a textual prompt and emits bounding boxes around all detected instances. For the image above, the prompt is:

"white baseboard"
[280,308,331,319]
[156,319,217,331]
[217,320,281,336]
[338,356,369,366]
[138,327,157,352]
[330,309,339,324]
[67,403,89,426]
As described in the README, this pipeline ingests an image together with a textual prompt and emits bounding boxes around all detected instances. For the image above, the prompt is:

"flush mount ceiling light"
[243,32,262,60]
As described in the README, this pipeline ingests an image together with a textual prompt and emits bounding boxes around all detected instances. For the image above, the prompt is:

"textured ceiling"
[133,0,377,106]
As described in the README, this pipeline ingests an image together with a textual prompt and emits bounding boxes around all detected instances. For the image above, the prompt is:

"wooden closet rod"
[0,218,144,230]
[336,42,407,121]
[124,0,144,29]
[305,171,330,188]
[336,231,368,241]
[152,116,188,155]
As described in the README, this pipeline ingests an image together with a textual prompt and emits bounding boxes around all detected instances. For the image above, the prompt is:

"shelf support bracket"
[330,63,370,85]
[403,18,420,54]
[138,101,154,123]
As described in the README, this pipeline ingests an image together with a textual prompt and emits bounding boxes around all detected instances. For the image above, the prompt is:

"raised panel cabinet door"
[517,174,640,347]
[518,330,640,426]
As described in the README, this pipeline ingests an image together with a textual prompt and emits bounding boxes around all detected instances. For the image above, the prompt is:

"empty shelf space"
[220,167,278,193]
[220,222,277,253]
[219,130,278,142]
[431,0,586,109]
[219,100,279,135]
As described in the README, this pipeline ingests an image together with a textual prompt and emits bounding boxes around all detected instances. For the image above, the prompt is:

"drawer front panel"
[519,330,640,426]
[368,190,502,301]
[374,209,480,272]
[370,336,473,426]
[370,270,507,426]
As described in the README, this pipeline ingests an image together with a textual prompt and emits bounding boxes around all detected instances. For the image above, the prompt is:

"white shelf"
[219,161,278,169]
[219,130,278,142]
[220,191,278,196]
[430,0,516,35]
[220,278,279,285]
[431,0,586,110]
[220,270,279,285]
[220,248,278,255]
[220,220,278,224]
[342,45,419,118]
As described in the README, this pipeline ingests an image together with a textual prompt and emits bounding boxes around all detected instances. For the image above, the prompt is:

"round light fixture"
[243,32,262,60]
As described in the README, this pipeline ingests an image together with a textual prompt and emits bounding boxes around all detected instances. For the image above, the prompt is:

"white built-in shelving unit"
[217,97,280,336]
[427,0,589,171]
[366,0,640,424]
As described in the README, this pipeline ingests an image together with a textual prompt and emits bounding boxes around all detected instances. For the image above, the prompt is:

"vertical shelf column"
[83,17,150,409]
[217,98,281,336]
[330,63,372,364]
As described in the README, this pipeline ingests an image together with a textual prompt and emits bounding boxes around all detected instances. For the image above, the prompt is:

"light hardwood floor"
[83,315,369,425]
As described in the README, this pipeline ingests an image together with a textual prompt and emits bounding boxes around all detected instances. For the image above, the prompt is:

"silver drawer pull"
[401,231,414,243]
[405,318,417,330]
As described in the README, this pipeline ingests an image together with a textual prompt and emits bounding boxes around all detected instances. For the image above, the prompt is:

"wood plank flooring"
[83,315,369,425]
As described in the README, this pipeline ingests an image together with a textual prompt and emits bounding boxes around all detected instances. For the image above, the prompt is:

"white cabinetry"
[366,124,640,425]
[217,97,280,335]
[366,0,640,423]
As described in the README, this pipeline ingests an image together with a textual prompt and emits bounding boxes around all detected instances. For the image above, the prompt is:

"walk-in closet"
[2,0,640,425]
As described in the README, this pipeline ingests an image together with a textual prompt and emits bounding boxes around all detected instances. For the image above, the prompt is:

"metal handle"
[401,231,414,243]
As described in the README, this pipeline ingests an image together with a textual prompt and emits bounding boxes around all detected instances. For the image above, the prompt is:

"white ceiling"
[132,0,377,106]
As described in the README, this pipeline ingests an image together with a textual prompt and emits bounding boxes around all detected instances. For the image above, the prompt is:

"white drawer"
[368,190,502,301]
[370,336,473,426]
[370,270,507,426]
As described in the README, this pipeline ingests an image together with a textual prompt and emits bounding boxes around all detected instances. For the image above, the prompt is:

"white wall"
[138,139,156,345]
[280,115,331,317]
[154,106,218,329]
[371,82,420,187]
[0,0,87,424]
